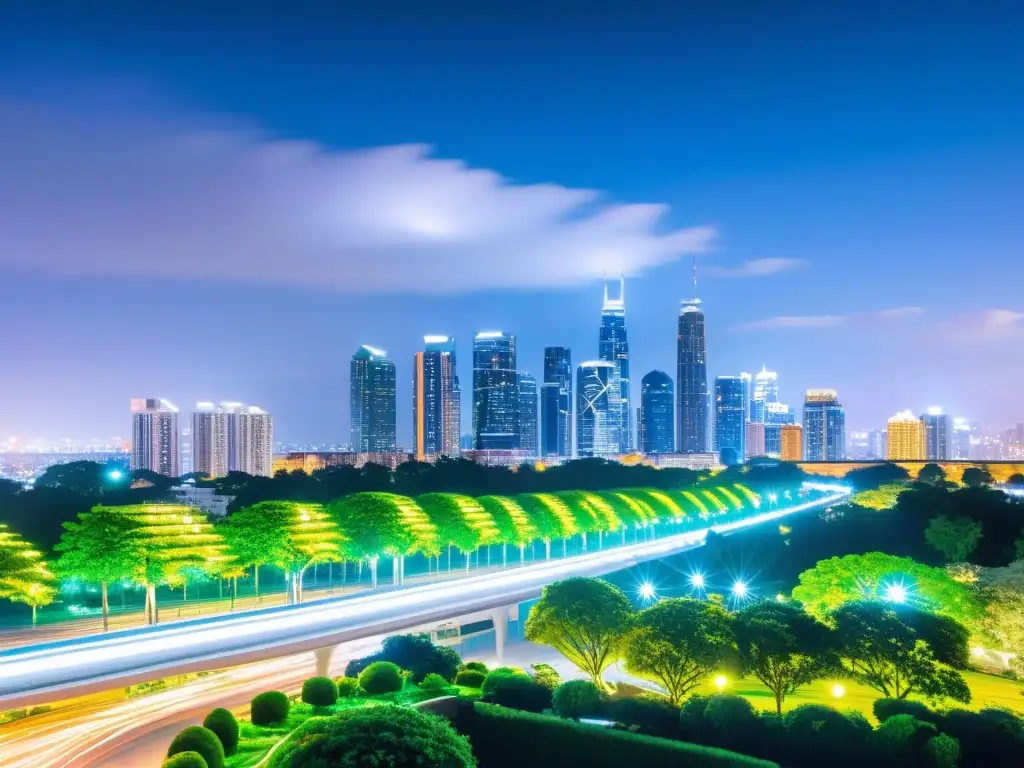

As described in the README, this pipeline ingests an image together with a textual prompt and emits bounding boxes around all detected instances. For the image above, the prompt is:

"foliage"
[358,661,405,695]
[551,679,608,719]
[873,697,940,725]
[417,492,499,555]
[0,522,57,616]
[268,705,475,768]
[301,676,339,707]
[166,726,225,768]
[528,662,561,690]
[850,483,907,510]
[345,633,461,684]
[454,669,486,688]
[844,463,910,490]
[925,515,983,562]
[925,733,961,768]
[870,714,941,765]
[781,704,872,768]
[201,708,239,757]
[916,463,948,486]
[328,492,439,559]
[961,467,993,487]
[480,668,552,712]
[250,691,290,726]
[525,577,634,686]
[161,752,209,768]
[678,694,711,740]
[976,583,1024,671]
[702,694,763,755]
[606,694,681,738]
[334,676,361,698]
[419,672,451,692]
[461,661,488,673]
[624,597,735,706]
[894,607,970,669]
[733,601,837,713]
[224,501,342,581]
[940,708,1024,766]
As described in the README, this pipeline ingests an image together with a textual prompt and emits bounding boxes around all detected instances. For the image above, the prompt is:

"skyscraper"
[413,336,461,460]
[746,422,766,458]
[780,424,804,461]
[952,418,973,459]
[192,402,228,478]
[639,370,674,454]
[921,408,951,461]
[517,373,539,456]
[473,331,518,450]
[350,345,397,453]
[541,346,572,460]
[598,276,631,452]
[130,398,180,476]
[739,372,753,424]
[576,361,617,457]
[714,376,746,466]
[236,406,274,476]
[888,411,926,460]
[803,389,846,461]
[677,270,708,453]
[751,366,779,423]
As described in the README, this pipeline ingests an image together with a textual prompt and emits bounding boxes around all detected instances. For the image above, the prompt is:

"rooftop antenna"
[603,270,609,305]
[692,254,698,301]
[619,271,625,305]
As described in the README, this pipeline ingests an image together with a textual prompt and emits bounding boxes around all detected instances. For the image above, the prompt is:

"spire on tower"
[619,272,625,306]
[603,271,609,306]
[692,254,698,301]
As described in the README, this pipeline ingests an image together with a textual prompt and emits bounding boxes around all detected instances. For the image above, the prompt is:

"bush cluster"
[201,708,239,756]
[481,667,552,713]
[344,633,461,684]
[250,691,290,726]
[165,726,225,768]
[454,669,486,688]
[358,661,405,695]
[301,676,339,707]
[552,680,608,720]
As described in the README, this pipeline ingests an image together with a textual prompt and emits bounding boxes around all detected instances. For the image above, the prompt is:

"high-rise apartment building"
[576,361,617,457]
[952,418,973,459]
[639,370,674,454]
[677,292,708,453]
[598,277,632,452]
[714,376,746,466]
[803,389,846,461]
[517,373,539,456]
[473,332,518,450]
[887,411,926,460]
[350,345,397,453]
[921,408,951,461]
[780,424,804,461]
[751,366,779,423]
[540,346,572,460]
[236,406,274,476]
[745,422,766,459]
[130,398,180,476]
[192,402,229,478]
[413,336,460,459]
[193,402,274,477]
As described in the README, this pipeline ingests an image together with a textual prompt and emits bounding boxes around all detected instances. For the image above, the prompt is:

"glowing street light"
[689,573,705,590]
[731,580,748,599]
[639,582,656,601]
[714,675,728,692]
[831,683,846,699]
[885,583,908,604]
[107,469,124,481]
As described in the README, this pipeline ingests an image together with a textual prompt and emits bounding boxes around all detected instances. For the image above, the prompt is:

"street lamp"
[107,469,123,482]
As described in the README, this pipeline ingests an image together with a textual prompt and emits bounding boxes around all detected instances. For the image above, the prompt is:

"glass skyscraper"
[714,376,746,466]
[639,370,674,454]
[472,331,518,450]
[413,336,460,459]
[598,276,632,452]
[803,389,846,461]
[677,297,709,453]
[576,361,617,457]
[540,346,572,459]
[921,408,951,460]
[350,345,397,453]
[751,366,779,423]
[517,373,539,456]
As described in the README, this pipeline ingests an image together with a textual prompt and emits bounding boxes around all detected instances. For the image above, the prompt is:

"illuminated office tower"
[577,361,617,457]
[180,426,193,476]
[677,270,709,453]
[473,331,518,450]
[541,346,572,459]
[192,402,228,478]
[350,345,397,453]
[887,411,926,460]
[413,336,460,459]
[236,406,274,477]
[130,398,180,476]
[952,418,973,459]
[780,424,804,461]
[751,366,779,423]
[803,389,846,461]
[921,408,951,460]
[739,372,753,424]
[639,370,674,454]
[598,276,632,452]
[518,372,539,456]
[746,421,766,459]
[714,376,746,466]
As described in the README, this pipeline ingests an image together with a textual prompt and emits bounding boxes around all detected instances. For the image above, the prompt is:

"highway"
[0,483,850,710]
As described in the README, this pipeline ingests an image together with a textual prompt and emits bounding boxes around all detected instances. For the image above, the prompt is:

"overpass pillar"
[491,607,509,662]
[314,645,336,678]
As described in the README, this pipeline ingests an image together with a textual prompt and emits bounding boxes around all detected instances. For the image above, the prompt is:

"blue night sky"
[0,1,1021,445]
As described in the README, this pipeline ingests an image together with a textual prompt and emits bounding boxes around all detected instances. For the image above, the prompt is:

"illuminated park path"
[0,483,850,710]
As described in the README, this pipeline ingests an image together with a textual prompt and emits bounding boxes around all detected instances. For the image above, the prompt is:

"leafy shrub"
[871,714,938,764]
[161,753,208,768]
[480,667,524,696]
[455,669,486,688]
[782,704,870,768]
[703,695,762,754]
[334,676,361,698]
[873,698,939,725]
[201,708,239,756]
[678,694,711,741]
[926,733,961,768]
[461,661,488,674]
[940,708,1024,766]
[552,680,608,720]
[345,633,461,683]
[166,726,225,768]
[481,668,552,712]
[358,661,405,695]
[301,676,338,707]
[419,673,450,692]
[529,663,561,690]
[268,705,474,768]
[250,691,290,726]
[606,694,681,739]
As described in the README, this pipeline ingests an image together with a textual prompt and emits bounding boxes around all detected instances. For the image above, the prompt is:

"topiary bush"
[162,753,208,768]
[301,676,339,707]
[606,694,681,739]
[480,667,524,697]
[267,704,474,768]
[358,660,405,695]
[419,672,450,693]
[455,669,486,688]
[873,698,939,725]
[461,661,488,674]
[703,694,763,755]
[335,676,361,698]
[926,733,961,768]
[345,633,461,684]
[678,694,711,741]
[870,714,938,765]
[250,691,290,726]
[552,679,608,720]
[201,708,239,757]
[529,663,561,690]
[166,726,225,768]
[782,704,871,768]
[481,668,552,713]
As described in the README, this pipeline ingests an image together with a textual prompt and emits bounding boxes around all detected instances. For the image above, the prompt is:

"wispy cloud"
[732,307,925,332]
[705,257,806,278]
[941,309,1024,340]
[0,102,716,294]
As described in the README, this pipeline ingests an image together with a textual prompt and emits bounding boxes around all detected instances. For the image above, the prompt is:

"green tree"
[623,597,735,705]
[833,602,971,703]
[961,466,993,487]
[733,601,837,713]
[417,493,498,571]
[917,463,948,486]
[850,483,907,510]
[55,507,146,631]
[0,522,57,625]
[925,515,983,562]
[525,577,634,687]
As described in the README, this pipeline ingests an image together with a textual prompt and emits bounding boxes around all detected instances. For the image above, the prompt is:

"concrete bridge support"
[314,645,336,678]
[491,607,509,662]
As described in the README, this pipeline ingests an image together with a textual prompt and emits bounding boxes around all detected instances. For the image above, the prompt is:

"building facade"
[350,345,397,453]
[191,403,228,478]
[472,332,518,450]
[598,276,632,452]
[745,421,766,459]
[714,376,746,466]
[413,336,461,460]
[803,389,846,461]
[921,409,951,461]
[751,366,779,423]
[130,398,180,476]
[888,411,926,460]
[780,424,804,461]
[639,370,674,454]
[576,361,617,457]
[236,406,274,476]
[517,372,539,457]
[540,346,573,460]
[676,298,709,453]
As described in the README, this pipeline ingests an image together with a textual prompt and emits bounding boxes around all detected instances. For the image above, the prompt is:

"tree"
[623,597,735,705]
[525,577,634,687]
[417,493,498,571]
[850,483,906,510]
[961,466,993,487]
[0,523,57,625]
[0,478,23,498]
[1008,473,1024,486]
[916,463,948,486]
[833,602,971,703]
[925,515,983,563]
[733,601,837,713]
[845,462,911,490]
[55,507,146,631]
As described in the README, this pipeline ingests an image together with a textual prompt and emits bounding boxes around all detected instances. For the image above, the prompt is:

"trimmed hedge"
[419,672,450,692]
[250,691,290,726]
[455,669,486,688]
[607,694,681,739]
[162,753,208,768]
[166,726,225,768]
[461,661,488,674]
[456,702,777,767]
[703,695,762,755]
[335,676,361,698]
[201,708,239,757]
[481,669,552,712]
[358,661,405,695]
[301,676,339,707]
[552,680,608,720]
[873,698,939,725]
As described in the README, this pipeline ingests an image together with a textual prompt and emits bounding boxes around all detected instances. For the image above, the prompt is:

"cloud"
[705,257,806,278]
[0,102,716,294]
[941,309,1024,340]
[732,306,924,332]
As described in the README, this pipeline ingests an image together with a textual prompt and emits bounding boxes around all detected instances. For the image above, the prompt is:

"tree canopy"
[0,522,56,621]
[925,516,983,563]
